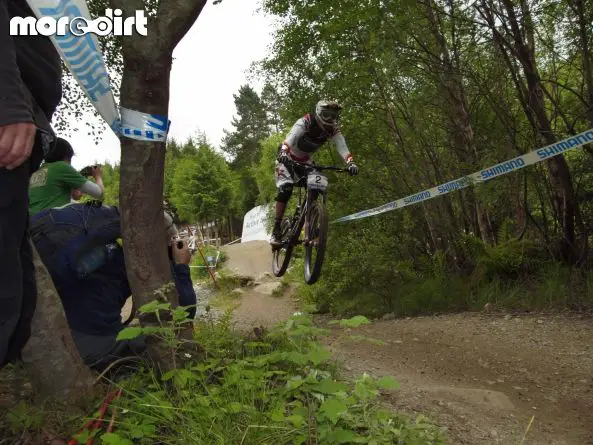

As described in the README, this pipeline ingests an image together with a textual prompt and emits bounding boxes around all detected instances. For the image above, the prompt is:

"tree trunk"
[112,0,209,367]
[496,0,584,261]
[119,52,177,317]
[515,172,527,238]
[214,222,220,247]
[422,0,496,245]
[206,223,212,245]
[569,0,593,127]
[21,242,96,404]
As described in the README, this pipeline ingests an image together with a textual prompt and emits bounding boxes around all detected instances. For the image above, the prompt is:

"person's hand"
[91,165,102,178]
[71,189,83,201]
[347,160,359,176]
[172,238,191,265]
[0,122,36,170]
[277,146,290,164]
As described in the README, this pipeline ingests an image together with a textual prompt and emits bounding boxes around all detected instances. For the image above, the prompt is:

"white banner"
[26,0,120,132]
[25,0,170,141]
[334,128,593,223]
[241,204,272,243]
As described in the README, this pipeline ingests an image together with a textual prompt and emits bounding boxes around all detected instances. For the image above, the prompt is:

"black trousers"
[0,150,43,368]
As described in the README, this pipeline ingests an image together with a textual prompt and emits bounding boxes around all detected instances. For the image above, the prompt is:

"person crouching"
[29,203,197,372]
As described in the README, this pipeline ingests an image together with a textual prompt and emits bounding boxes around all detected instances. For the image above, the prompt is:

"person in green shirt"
[28,137,104,215]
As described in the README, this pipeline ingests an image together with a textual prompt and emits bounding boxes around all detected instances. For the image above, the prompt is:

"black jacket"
[1,0,62,132]
[30,204,198,336]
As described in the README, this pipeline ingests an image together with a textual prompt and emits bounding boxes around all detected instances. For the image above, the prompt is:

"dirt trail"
[325,314,593,445]
[223,241,298,331]
[221,241,593,445]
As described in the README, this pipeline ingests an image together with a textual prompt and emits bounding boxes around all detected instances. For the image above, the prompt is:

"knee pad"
[275,183,294,203]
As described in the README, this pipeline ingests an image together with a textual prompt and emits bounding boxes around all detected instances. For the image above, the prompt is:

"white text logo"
[10,9,148,37]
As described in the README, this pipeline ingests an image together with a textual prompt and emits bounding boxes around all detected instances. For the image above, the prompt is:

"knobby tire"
[272,218,294,277]
[304,200,329,284]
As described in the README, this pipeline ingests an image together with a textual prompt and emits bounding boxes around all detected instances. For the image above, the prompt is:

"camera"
[80,164,99,177]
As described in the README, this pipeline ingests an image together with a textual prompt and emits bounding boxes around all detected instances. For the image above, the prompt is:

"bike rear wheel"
[304,200,329,284]
[272,218,294,277]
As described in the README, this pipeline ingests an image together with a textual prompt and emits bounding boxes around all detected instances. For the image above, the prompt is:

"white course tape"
[334,128,593,223]
[120,107,171,142]
[26,0,171,142]
[26,0,120,133]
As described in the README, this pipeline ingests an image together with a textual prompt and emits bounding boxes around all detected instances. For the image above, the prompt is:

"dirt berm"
[222,240,593,445]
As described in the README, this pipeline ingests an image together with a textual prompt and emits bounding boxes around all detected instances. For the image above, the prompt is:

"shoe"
[270,226,283,247]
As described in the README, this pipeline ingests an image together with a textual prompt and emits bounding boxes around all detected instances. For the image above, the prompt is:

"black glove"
[347,160,359,176]
[277,149,290,165]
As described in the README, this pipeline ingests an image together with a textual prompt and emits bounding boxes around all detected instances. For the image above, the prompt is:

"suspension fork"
[290,188,307,242]
[304,189,326,244]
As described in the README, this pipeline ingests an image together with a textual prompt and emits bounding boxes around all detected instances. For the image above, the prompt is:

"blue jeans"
[71,329,147,372]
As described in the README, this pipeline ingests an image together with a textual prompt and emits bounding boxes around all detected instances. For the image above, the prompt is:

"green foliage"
[254,132,284,204]
[95,310,445,444]
[169,141,238,224]
[290,228,593,316]
[189,245,225,281]
[1,304,445,443]
[243,0,593,317]
[329,315,371,328]
[222,84,279,214]
[471,240,551,284]
[0,364,85,443]
[5,401,44,433]
[2,306,442,444]
[222,85,271,165]
[100,162,120,205]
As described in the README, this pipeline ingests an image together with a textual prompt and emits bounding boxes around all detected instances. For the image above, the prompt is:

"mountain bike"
[272,160,349,284]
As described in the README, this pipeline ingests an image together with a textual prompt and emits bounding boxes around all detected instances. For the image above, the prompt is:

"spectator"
[29,203,197,371]
[28,137,104,214]
[0,0,62,368]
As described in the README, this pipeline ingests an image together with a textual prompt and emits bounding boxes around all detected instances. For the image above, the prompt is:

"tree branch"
[540,78,590,107]
[110,0,163,57]
[157,0,209,52]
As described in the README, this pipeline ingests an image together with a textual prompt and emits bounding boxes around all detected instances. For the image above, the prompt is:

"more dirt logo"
[10,8,147,37]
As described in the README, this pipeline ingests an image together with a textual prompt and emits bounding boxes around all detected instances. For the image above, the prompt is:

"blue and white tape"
[334,128,593,223]
[120,107,171,142]
[27,0,120,132]
[26,0,170,142]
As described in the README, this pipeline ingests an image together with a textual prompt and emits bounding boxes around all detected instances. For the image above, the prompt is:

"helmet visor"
[320,108,340,123]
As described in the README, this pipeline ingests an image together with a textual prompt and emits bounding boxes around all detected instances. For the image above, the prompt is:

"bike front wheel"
[272,218,295,277]
[304,200,329,284]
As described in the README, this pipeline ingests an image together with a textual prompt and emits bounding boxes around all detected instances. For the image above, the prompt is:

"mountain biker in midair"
[270,100,359,247]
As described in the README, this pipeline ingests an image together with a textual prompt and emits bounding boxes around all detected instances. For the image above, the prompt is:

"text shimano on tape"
[334,128,593,223]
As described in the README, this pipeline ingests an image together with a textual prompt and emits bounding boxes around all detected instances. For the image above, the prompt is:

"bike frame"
[284,161,348,244]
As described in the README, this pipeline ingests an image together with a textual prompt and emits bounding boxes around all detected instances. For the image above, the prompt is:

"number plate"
[307,173,329,191]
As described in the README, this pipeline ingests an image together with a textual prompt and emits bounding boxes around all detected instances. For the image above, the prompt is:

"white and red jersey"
[281,113,353,164]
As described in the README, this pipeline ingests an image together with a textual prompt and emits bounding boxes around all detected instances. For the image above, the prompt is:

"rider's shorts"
[274,157,312,189]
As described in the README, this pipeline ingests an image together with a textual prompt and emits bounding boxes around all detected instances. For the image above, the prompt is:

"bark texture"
[21,242,96,404]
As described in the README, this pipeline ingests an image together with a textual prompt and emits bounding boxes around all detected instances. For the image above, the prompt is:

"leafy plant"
[103,308,445,444]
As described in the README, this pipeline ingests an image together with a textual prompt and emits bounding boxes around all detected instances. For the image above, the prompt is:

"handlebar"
[284,158,349,173]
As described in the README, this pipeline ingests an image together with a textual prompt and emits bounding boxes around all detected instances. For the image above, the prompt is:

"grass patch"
[110,312,445,444]
[2,311,446,445]
[0,363,89,443]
